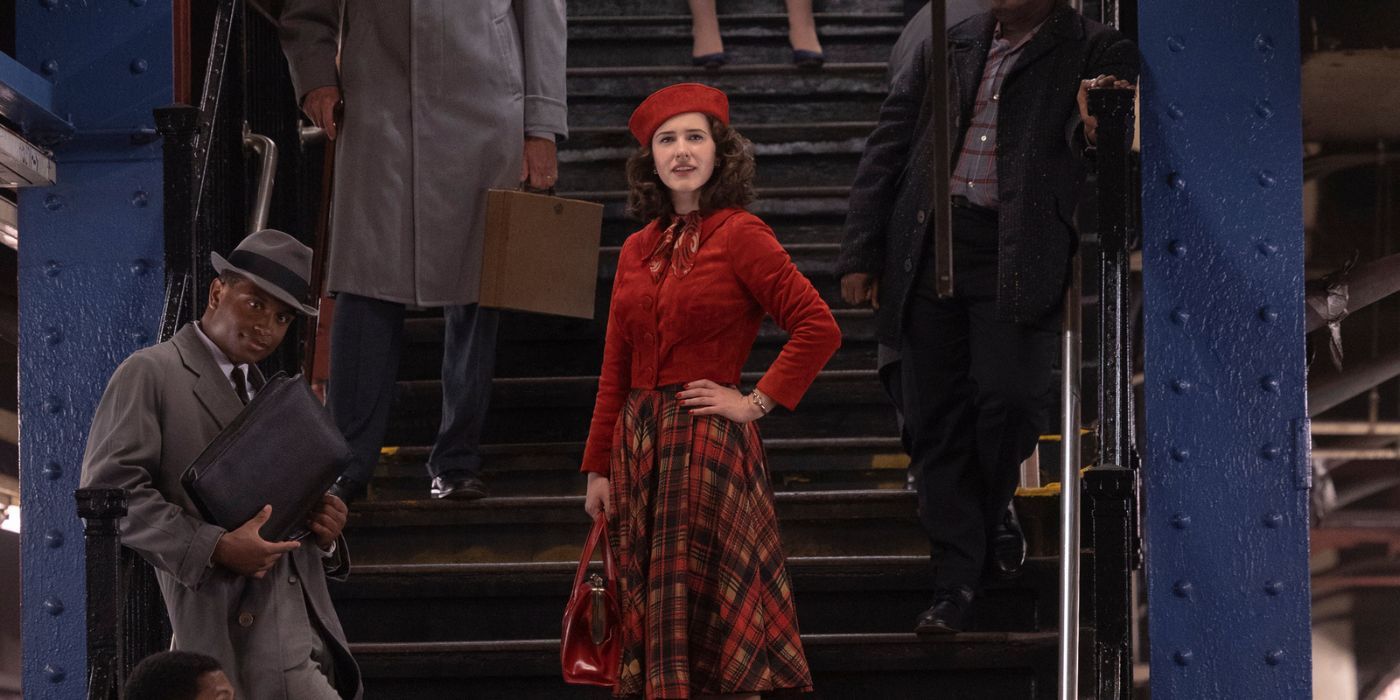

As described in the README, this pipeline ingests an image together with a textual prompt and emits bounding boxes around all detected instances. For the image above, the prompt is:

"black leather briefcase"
[181,373,352,542]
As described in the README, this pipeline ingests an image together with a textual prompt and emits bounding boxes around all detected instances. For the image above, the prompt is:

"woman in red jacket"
[581,83,841,698]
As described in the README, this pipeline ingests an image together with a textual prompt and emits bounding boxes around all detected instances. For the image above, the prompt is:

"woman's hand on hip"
[585,472,611,519]
[678,379,765,424]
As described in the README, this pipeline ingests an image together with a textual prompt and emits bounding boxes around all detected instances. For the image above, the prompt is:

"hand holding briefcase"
[181,373,353,542]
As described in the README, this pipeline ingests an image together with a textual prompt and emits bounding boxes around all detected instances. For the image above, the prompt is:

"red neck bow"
[645,211,703,283]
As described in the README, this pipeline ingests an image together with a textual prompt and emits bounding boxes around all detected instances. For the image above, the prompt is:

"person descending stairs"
[328,1,1092,697]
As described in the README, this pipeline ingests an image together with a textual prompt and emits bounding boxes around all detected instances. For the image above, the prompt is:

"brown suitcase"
[481,189,604,319]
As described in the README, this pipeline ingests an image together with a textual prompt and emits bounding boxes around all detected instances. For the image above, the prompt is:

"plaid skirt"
[608,387,813,698]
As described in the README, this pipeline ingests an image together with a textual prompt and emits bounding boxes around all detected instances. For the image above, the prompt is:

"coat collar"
[949,5,1083,80]
[172,323,254,430]
[639,207,745,261]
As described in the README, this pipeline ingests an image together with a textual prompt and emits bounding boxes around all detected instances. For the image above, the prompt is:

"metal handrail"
[1058,256,1084,700]
[243,128,277,234]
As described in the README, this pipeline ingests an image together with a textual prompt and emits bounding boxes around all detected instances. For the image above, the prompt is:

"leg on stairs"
[687,0,726,60]
[428,303,500,487]
[327,293,407,495]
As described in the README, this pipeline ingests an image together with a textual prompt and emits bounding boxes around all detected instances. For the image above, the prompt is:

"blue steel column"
[17,1,172,696]
[1139,1,1312,697]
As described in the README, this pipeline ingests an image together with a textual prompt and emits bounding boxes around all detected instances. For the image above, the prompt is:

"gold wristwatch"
[748,390,771,416]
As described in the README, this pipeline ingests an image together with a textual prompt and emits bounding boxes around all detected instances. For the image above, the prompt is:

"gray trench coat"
[80,325,361,700]
[280,0,569,306]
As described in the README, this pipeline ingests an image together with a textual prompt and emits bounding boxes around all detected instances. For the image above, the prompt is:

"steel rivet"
[1168,172,1187,191]
[44,260,61,277]
[1255,99,1275,120]
[44,194,63,211]
[130,259,150,276]
[1263,512,1284,528]
[1171,307,1190,325]
[41,59,58,75]
[130,329,149,344]
[1258,170,1276,188]
[1168,240,1187,257]
[1167,35,1186,53]
[40,0,58,7]
[1255,34,1275,55]
[42,462,62,480]
[1172,580,1193,598]
[44,596,64,616]
[1170,447,1190,462]
[45,530,64,548]
[1166,102,1184,120]
[1264,580,1283,596]
[130,0,147,6]
[1174,649,1193,666]
[1171,379,1192,394]
[44,327,62,345]
[1258,306,1278,322]
[1260,375,1280,393]
[130,58,148,75]
[45,664,65,683]
[43,396,63,414]
[1266,649,1284,666]
[1171,513,1191,530]
[130,190,149,207]
[1261,443,1280,459]
[1257,240,1279,256]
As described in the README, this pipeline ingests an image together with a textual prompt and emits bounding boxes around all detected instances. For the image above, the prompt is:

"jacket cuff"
[756,376,804,412]
[291,66,339,106]
[178,522,227,590]
[524,95,569,142]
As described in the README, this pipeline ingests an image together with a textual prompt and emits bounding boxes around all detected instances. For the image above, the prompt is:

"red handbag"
[561,516,620,686]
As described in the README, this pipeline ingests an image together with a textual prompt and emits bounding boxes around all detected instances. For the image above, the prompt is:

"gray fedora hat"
[210,229,319,316]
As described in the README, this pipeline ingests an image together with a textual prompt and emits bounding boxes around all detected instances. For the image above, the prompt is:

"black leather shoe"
[914,585,975,635]
[430,473,486,501]
[327,476,367,506]
[988,504,1027,580]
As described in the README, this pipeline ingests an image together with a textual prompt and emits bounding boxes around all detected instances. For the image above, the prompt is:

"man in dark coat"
[835,0,1137,632]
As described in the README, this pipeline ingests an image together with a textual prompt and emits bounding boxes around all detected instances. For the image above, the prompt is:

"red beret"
[628,83,730,146]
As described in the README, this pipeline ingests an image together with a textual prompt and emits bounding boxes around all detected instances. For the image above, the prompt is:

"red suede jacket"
[581,208,841,475]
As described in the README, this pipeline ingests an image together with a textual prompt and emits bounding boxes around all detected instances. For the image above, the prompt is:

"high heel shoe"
[792,49,825,70]
[691,52,729,70]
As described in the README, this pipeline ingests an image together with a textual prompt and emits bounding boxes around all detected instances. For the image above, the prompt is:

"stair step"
[331,555,1090,644]
[385,370,897,446]
[351,631,1068,700]
[344,489,920,564]
[371,435,906,497]
[569,14,903,67]
[566,65,889,127]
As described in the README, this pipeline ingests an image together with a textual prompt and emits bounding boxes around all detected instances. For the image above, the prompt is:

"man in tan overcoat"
[80,230,361,699]
[279,1,570,501]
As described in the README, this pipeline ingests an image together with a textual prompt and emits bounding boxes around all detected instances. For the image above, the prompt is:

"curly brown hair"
[625,116,756,222]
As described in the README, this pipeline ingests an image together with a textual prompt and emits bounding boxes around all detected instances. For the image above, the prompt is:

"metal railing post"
[76,488,127,700]
[1086,85,1140,699]
[1057,257,1084,700]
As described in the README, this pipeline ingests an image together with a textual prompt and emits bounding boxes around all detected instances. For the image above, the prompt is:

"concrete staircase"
[331,2,1085,697]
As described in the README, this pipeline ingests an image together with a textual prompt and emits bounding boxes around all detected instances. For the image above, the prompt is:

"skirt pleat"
[609,388,812,699]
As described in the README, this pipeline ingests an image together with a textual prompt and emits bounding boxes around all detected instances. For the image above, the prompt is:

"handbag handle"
[572,515,617,591]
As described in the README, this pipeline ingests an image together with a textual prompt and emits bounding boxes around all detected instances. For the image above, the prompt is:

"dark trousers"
[328,293,500,484]
[902,205,1059,589]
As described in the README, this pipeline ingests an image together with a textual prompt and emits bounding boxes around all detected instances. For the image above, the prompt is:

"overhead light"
[0,505,18,533]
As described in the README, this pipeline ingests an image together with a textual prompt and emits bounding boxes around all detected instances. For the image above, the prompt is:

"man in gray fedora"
[81,229,362,699]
